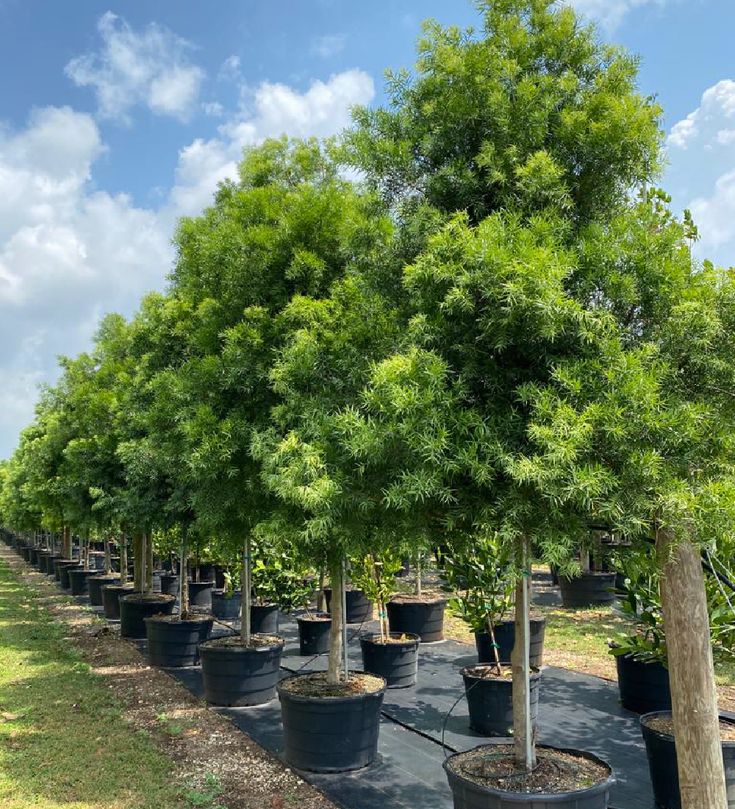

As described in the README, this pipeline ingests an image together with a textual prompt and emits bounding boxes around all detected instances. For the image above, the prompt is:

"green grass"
[0,559,196,809]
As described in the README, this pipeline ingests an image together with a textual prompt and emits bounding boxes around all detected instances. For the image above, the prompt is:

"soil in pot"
[614,652,671,714]
[251,603,278,633]
[88,574,120,607]
[475,616,545,668]
[200,634,285,706]
[187,580,214,611]
[360,632,420,688]
[296,612,331,655]
[101,583,135,619]
[324,587,373,624]
[159,573,179,596]
[640,711,735,809]
[444,744,614,808]
[119,593,175,637]
[145,613,213,667]
[211,590,241,620]
[462,664,542,736]
[559,571,616,607]
[278,671,386,772]
[68,568,97,596]
[387,594,446,642]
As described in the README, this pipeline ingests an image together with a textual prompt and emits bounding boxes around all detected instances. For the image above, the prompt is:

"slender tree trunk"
[657,526,727,809]
[62,525,72,558]
[104,538,111,574]
[512,535,535,772]
[581,547,591,574]
[317,566,326,612]
[241,536,252,644]
[414,552,422,597]
[133,533,143,593]
[179,525,189,619]
[145,531,153,593]
[326,553,344,685]
[120,534,128,585]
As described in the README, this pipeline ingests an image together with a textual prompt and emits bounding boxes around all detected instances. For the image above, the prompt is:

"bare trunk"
[104,538,111,574]
[146,532,153,593]
[120,534,128,585]
[62,525,72,559]
[414,552,422,597]
[317,567,326,612]
[485,617,502,675]
[581,547,591,574]
[133,533,143,593]
[241,536,252,645]
[326,553,344,685]
[179,525,189,619]
[657,526,727,809]
[512,535,535,772]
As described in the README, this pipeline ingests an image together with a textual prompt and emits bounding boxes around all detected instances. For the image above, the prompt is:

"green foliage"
[443,532,517,634]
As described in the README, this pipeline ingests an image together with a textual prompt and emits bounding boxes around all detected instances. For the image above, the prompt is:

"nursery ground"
[0,547,336,809]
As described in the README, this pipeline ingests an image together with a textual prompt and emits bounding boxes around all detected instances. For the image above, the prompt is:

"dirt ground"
[3,548,336,809]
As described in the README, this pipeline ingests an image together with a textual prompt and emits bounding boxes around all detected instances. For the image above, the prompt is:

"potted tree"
[559,530,617,608]
[387,547,447,642]
[355,549,420,688]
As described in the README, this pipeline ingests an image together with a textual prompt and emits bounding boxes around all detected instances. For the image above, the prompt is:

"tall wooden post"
[657,527,727,809]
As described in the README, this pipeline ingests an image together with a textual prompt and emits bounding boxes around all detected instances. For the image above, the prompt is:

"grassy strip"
[0,559,190,809]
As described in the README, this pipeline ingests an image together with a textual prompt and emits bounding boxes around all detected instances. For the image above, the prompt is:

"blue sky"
[0,0,732,457]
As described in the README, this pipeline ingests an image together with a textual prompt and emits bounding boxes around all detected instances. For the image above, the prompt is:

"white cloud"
[563,0,669,31]
[0,106,172,454]
[170,69,375,217]
[65,11,205,123]
[667,80,735,150]
[218,55,241,82]
[690,170,735,253]
[202,101,224,118]
[311,34,346,59]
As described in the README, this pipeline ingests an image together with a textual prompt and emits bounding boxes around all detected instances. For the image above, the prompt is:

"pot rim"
[460,664,542,682]
[144,613,214,626]
[277,671,387,704]
[296,611,331,623]
[360,631,420,647]
[120,592,176,604]
[388,595,447,606]
[443,743,615,801]
[640,710,735,746]
[199,634,285,654]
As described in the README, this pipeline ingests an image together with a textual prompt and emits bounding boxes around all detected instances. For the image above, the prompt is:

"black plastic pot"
[159,574,179,596]
[53,558,76,581]
[88,574,120,607]
[324,588,373,624]
[59,563,81,590]
[29,547,40,566]
[360,632,420,688]
[251,603,279,634]
[44,554,61,575]
[20,546,31,562]
[68,568,97,596]
[641,711,735,808]
[278,674,386,772]
[211,590,241,620]
[200,636,285,706]
[120,593,175,638]
[35,551,50,571]
[387,597,446,642]
[443,744,614,809]
[145,614,213,667]
[297,613,331,655]
[188,580,214,610]
[462,665,541,736]
[615,653,671,714]
[101,583,135,619]
[559,572,616,607]
[475,617,546,669]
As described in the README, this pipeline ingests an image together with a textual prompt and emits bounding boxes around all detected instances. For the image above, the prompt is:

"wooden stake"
[657,527,727,809]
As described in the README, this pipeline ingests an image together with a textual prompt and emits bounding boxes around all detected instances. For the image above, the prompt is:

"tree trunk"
[326,553,344,685]
[133,533,143,593]
[145,531,153,593]
[414,552,422,597]
[657,527,727,809]
[179,525,189,619]
[62,525,71,558]
[120,534,128,585]
[104,538,111,574]
[512,535,535,772]
[241,536,252,645]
